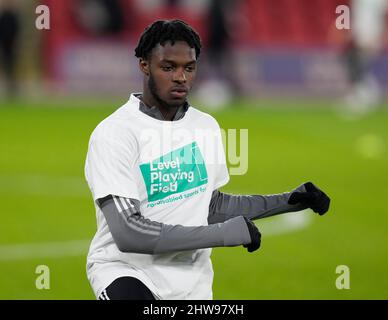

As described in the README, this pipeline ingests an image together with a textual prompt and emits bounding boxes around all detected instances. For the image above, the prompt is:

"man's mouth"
[170,87,188,98]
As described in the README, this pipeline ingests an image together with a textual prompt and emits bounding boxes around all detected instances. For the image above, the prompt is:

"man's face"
[141,41,197,108]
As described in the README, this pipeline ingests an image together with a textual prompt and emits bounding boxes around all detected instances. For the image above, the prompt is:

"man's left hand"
[288,182,330,215]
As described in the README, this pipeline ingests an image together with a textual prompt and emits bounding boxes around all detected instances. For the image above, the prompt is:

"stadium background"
[0,0,387,299]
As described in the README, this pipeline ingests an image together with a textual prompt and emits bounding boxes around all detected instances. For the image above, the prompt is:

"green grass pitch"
[0,97,387,299]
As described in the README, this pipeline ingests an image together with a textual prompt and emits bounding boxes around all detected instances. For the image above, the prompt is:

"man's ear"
[139,58,150,76]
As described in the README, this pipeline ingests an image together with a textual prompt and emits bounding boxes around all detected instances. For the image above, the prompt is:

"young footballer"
[85,19,330,300]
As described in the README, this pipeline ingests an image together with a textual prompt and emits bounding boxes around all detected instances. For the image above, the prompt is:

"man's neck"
[136,93,189,122]
[139,94,179,121]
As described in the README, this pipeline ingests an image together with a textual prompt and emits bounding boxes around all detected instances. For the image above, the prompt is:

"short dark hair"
[134,20,202,60]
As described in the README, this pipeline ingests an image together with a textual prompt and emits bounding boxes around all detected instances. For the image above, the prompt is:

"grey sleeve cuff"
[99,195,251,255]
[208,184,308,224]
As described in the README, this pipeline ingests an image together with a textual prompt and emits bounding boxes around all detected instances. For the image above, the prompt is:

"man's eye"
[162,66,173,71]
[186,66,195,72]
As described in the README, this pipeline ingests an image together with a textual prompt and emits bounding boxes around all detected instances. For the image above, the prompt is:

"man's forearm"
[208,184,308,224]
[99,195,251,254]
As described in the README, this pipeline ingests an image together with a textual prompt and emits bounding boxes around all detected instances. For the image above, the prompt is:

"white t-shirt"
[85,93,230,300]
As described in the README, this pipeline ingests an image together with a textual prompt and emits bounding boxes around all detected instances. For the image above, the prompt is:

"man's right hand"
[243,217,261,253]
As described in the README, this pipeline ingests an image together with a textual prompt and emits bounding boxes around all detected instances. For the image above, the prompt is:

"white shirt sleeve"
[85,124,140,201]
[213,123,230,190]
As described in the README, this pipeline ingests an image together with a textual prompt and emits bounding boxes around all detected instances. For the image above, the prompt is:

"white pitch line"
[0,211,312,261]
[0,175,90,198]
[257,210,313,237]
[0,240,90,261]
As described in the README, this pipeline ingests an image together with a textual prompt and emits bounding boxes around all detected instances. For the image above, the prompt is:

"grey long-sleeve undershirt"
[208,184,308,224]
[98,195,251,254]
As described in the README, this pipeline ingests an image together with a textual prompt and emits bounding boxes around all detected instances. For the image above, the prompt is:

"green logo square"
[140,142,208,202]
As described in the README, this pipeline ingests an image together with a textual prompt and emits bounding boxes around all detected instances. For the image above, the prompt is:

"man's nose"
[172,69,186,83]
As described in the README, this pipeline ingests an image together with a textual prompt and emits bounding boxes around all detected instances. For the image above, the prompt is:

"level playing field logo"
[140,141,208,202]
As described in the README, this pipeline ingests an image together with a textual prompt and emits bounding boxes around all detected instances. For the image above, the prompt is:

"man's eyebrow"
[160,59,196,65]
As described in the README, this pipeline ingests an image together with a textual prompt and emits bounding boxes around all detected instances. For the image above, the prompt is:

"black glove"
[242,217,261,253]
[288,182,330,215]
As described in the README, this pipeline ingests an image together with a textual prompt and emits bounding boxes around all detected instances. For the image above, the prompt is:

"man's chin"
[165,97,187,108]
